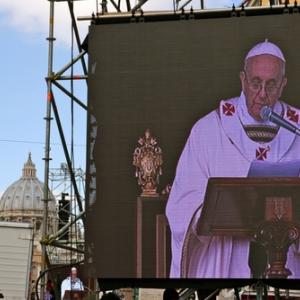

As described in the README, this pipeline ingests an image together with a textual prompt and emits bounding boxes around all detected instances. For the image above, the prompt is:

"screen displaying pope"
[166,40,300,278]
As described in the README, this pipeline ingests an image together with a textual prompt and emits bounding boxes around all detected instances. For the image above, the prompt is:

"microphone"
[260,106,300,136]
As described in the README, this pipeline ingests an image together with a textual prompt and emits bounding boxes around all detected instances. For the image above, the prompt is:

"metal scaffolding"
[93,0,288,15]
[46,165,85,265]
[41,0,88,299]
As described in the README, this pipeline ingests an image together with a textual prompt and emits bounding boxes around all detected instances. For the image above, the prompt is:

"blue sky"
[0,0,241,195]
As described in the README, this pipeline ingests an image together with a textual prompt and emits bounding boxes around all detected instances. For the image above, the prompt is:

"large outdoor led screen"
[86,11,300,279]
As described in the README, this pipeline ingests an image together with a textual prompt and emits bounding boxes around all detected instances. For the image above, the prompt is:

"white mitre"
[245,39,286,62]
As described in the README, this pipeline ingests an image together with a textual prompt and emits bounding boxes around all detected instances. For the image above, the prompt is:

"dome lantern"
[22,152,37,178]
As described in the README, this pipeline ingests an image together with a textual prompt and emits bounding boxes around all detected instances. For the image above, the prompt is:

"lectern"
[183,178,300,278]
[63,290,86,300]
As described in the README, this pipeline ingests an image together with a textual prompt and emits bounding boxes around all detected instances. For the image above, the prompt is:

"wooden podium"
[63,290,86,300]
[192,177,300,279]
[136,195,171,278]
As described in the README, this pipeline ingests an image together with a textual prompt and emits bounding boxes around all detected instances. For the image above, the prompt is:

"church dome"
[0,154,56,214]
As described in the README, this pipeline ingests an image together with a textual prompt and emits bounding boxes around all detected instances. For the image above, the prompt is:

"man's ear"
[240,71,246,91]
[282,77,287,89]
[278,77,287,98]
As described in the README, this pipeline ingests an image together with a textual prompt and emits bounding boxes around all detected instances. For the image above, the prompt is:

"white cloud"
[0,0,95,45]
[0,0,48,32]
[0,0,241,45]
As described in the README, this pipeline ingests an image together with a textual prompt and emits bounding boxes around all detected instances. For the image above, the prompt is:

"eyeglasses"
[243,71,283,95]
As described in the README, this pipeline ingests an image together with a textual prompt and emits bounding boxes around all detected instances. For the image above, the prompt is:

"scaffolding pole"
[50,91,85,218]
[47,210,85,243]
[41,0,55,299]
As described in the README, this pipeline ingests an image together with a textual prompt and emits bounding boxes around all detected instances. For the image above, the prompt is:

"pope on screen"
[166,40,300,278]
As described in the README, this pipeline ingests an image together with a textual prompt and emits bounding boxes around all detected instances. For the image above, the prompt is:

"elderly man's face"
[240,54,287,121]
[71,269,77,279]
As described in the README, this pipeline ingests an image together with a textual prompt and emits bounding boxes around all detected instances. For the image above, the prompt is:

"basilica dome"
[0,154,56,219]
[0,154,58,298]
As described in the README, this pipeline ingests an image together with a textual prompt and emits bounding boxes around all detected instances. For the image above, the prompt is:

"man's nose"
[258,84,267,99]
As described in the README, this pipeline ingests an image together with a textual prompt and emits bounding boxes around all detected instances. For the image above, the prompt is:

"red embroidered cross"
[222,103,235,116]
[287,107,299,123]
[256,146,270,161]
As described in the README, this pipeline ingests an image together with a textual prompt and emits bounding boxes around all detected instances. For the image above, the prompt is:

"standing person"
[44,279,55,300]
[166,40,300,278]
[61,267,84,299]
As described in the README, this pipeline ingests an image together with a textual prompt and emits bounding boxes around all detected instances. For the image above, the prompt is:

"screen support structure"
[41,1,88,299]
[97,0,207,14]
[40,1,300,299]
[94,0,287,14]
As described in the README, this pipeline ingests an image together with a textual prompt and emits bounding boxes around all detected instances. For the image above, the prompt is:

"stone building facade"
[0,154,57,298]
